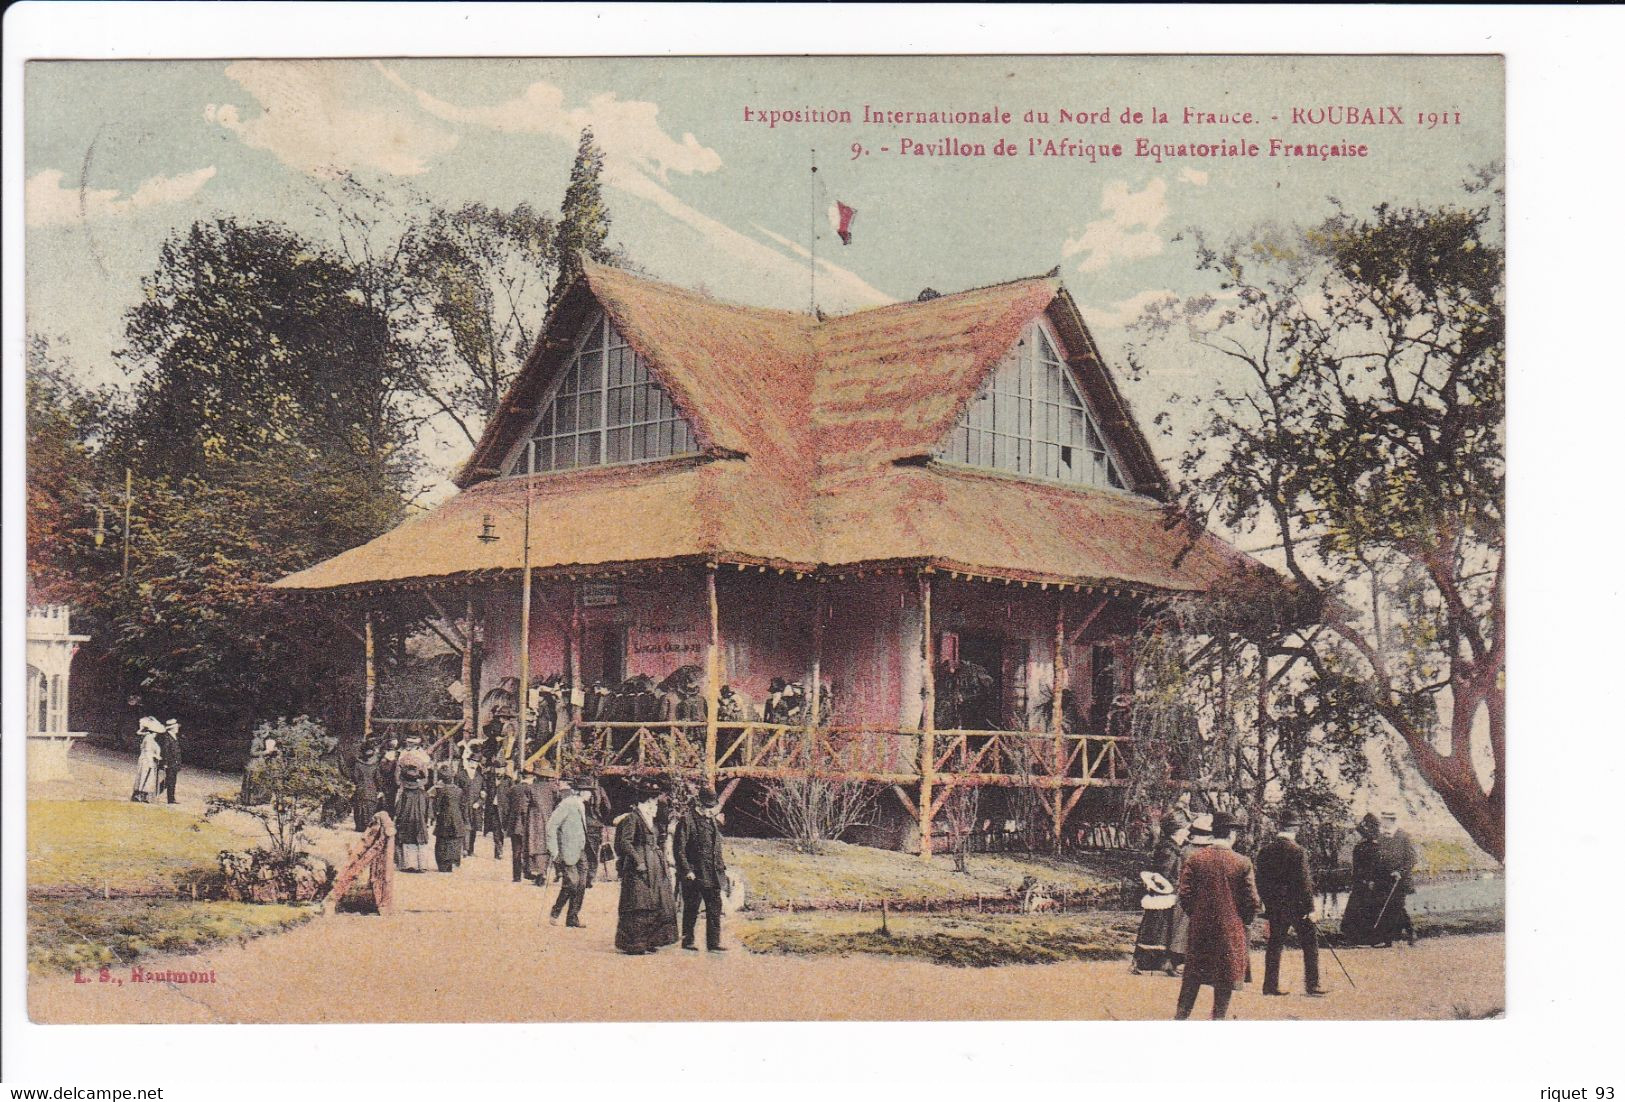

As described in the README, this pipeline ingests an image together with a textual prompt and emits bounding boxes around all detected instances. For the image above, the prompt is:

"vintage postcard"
[19,50,1505,1028]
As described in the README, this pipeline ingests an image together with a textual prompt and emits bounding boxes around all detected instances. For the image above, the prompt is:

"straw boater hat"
[1188,813,1214,845]
[1140,870,1175,896]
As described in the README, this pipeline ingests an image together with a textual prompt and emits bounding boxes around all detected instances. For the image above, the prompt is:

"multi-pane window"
[513,311,698,475]
[937,322,1127,490]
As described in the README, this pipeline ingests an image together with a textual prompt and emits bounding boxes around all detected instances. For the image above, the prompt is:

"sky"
[24,55,1503,837]
[26,55,1502,480]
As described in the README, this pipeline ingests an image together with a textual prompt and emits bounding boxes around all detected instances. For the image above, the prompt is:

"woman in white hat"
[130,717,164,803]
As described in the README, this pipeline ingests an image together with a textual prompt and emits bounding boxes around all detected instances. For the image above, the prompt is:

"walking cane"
[1322,934,1357,990]
[1370,873,1404,943]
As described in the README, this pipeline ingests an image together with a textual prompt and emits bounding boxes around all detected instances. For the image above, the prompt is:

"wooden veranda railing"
[513,721,1132,787]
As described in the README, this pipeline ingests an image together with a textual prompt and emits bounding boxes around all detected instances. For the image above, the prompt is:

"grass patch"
[27,798,316,974]
[28,897,314,974]
[739,903,1505,968]
[728,838,1117,911]
[1413,907,1504,940]
[28,800,252,896]
[738,910,1141,967]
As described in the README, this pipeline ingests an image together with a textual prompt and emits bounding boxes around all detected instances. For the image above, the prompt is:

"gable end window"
[510,311,699,475]
[936,321,1128,490]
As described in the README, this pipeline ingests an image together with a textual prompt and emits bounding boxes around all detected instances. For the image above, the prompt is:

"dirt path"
[31,744,1503,1023]
[30,841,1504,1023]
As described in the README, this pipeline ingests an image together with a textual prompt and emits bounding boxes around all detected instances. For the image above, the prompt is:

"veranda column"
[918,571,936,859]
[703,564,721,787]
[363,610,376,741]
[461,594,477,740]
[1052,593,1067,845]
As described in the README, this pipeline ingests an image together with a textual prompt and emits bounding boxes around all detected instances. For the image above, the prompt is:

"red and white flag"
[829,201,857,245]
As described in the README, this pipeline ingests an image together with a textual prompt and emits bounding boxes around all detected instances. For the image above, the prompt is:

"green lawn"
[737,903,1506,968]
[28,800,256,896]
[727,837,1119,911]
[27,799,315,974]
[29,898,314,974]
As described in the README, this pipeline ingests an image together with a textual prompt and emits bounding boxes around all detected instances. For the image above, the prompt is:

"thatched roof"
[273,263,1247,595]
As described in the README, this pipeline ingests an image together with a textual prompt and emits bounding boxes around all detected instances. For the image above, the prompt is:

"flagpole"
[809,148,817,313]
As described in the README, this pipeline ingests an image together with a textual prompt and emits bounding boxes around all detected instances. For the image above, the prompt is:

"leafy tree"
[550,127,618,305]
[403,201,556,447]
[25,337,108,604]
[206,715,348,863]
[1134,173,1505,859]
[110,217,420,497]
[32,218,416,756]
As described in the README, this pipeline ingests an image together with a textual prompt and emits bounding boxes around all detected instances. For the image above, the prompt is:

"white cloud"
[1178,167,1209,186]
[1079,288,1181,330]
[1062,178,1170,273]
[26,166,217,228]
[375,64,719,186]
[207,61,459,177]
[377,65,888,312]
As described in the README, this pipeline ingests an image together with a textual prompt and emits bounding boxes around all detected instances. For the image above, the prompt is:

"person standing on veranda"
[1255,810,1328,998]
[1175,812,1262,1020]
[546,779,594,928]
[673,787,730,952]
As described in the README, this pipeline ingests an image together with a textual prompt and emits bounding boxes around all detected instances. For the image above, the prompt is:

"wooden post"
[1052,594,1067,846]
[704,564,721,787]
[569,589,584,728]
[808,583,826,729]
[517,446,535,771]
[918,571,936,859]
[461,595,476,740]
[363,611,376,741]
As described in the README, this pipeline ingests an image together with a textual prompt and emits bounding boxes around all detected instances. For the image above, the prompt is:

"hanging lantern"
[93,507,107,548]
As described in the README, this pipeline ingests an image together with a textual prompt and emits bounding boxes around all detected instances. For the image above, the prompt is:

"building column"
[918,571,936,859]
[461,594,477,740]
[704,564,721,787]
[1052,593,1068,845]
[363,610,376,741]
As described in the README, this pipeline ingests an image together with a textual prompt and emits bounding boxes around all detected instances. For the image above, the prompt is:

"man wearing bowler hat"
[1255,810,1327,997]
[673,787,730,952]
[1175,811,1262,1020]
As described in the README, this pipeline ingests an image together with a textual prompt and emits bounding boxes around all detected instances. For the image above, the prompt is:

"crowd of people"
[1132,806,1418,1019]
[346,735,733,955]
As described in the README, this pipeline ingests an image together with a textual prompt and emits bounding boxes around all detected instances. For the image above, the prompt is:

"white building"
[25,604,90,779]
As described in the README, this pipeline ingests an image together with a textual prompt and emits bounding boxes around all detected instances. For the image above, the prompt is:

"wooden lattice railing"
[507,720,1129,785]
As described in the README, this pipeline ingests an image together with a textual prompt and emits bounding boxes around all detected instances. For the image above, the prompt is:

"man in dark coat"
[673,787,730,951]
[459,759,483,857]
[158,719,183,805]
[429,762,466,873]
[486,760,509,859]
[500,769,532,883]
[614,782,678,955]
[1175,812,1262,1020]
[1255,810,1327,997]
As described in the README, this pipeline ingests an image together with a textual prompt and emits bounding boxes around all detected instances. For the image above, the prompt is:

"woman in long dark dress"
[1341,813,1383,943]
[614,785,678,955]
[430,763,467,873]
[1132,824,1190,974]
[394,755,431,872]
[350,744,382,832]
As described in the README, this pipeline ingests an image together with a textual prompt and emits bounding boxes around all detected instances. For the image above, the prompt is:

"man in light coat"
[546,779,593,928]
